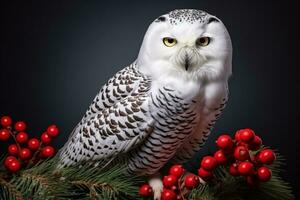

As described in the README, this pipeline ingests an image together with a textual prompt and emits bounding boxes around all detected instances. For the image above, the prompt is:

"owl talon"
[149,173,163,200]
[199,176,206,184]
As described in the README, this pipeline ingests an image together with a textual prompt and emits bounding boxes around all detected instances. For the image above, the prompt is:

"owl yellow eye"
[163,37,177,47]
[196,37,210,46]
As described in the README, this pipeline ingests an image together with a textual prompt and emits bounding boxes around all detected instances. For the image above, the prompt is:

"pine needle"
[0,150,294,200]
[0,178,23,200]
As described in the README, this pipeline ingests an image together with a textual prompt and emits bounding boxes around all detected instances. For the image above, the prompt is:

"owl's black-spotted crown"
[155,9,208,25]
[155,9,217,25]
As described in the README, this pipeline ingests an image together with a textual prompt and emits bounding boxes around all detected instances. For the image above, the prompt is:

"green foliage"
[58,159,144,199]
[188,153,294,200]
[0,153,294,200]
[0,157,144,200]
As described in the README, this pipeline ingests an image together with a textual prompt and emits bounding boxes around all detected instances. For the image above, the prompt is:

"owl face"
[137,9,232,82]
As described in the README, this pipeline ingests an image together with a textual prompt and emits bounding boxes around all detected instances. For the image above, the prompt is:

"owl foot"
[199,176,206,184]
[148,172,163,200]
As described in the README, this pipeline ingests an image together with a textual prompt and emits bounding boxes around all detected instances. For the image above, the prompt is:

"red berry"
[8,144,19,156]
[257,149,276,165]
[234,130,242,141]
[171,185,178,191]
[16,132,28,143]
[5,158,21,172]
[47,125,59,137]
[239,128,255,143]
[19,148,31,160]
[216,134,234,149]
[238,161,254,176]
[0,129,10,141]
[41,146,55,157]
[41,132,52,144]
[162,189,176,200]
[249,135,262,150]
[229,163,240,176]
[14,121,26,132]
[139,184,152,197]
[238,141,249,148]
[234,145,250,161]
[169,164,185,178]
[257,166,272,182]
[163,175,178,188]
[201,156,218,171]
[198,168,213,181]
[214,150,227,164]
[28,138,40,150]
[1,116,12,127]
[4,156,18,167]
[184,174,200,189]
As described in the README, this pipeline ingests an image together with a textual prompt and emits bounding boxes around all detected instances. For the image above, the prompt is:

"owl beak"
[184,54,190,71]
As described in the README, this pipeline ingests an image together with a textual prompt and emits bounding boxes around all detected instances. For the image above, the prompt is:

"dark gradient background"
[1,0,299,197]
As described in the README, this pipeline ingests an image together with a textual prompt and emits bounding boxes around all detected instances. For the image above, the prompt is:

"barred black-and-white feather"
[58,9,232,184]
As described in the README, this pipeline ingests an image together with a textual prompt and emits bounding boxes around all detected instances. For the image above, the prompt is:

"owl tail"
[55,125,80,169]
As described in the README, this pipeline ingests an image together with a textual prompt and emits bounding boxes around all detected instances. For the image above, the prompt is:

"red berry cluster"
[1,115,58,172]
[198,128,275,185]
[139,128,276,199]
[139,165,201,200]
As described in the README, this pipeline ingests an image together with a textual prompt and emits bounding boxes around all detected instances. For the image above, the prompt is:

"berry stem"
[178,174,186,200]
[26,142,44,168]
[7,128,21,152]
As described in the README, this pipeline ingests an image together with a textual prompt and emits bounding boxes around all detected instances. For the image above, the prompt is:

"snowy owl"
[58,9,232,199]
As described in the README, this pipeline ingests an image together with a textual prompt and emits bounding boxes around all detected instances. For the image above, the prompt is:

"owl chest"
[149,90,202,150]
[126,88,203,175]
[149,84,204,132]
[150,92,200,137]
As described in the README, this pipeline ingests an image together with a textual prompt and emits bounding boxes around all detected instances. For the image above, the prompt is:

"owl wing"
[59,66,154,167]
[65,62,145,141]
[171,84,229,163]
[81,61,144,124]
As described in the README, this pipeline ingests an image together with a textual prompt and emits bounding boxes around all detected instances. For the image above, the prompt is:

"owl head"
[137,9,232,83]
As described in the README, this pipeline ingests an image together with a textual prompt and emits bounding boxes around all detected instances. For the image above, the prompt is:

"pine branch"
[0,155,23,200]
[188,153,295,200]
[9,158,69,200]
[0,148,294,200]
[57,159,144,199]
[0,178,24,200]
